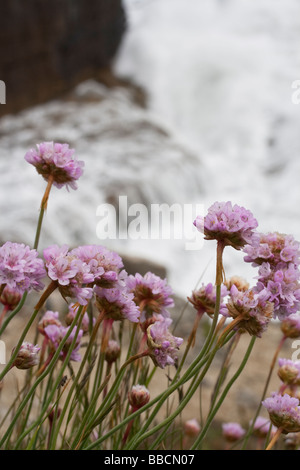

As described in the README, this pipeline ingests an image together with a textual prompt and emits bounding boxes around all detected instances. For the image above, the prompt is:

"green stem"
[0,281,57,382]
[191,335,256,449]
[0,305,83,448]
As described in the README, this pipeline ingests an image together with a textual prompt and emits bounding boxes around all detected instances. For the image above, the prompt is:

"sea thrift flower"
[225,285,274,337]
[128,385,150,409]
[24,141,84,190]
[249,416,276,439]
[281,313,300,338]
[147,317,183,368]
[127,271,174,322]
[43,324,84,362]
[194,201,258,250]
[70,245,124,288]
[0,242,46,295]
[12,342,40,370]
[43,244,94,305]
[222,422,246,442]
[184,419,201,437]
[38,310,62,335]
[277,358,300,386]
[262,392,300,433]
[95,279,140,323]
[244,232,300,319]
[244,232,300,268]
[188,282,228,317]
[105,340,121,364]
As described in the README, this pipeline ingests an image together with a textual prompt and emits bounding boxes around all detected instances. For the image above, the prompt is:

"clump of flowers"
[262,392,300,433]
[127,271,174,323]
[94,281,140,323]
[194,201,258,250]
[12,342,40,370]
[243,232,300,319]
[70,245,124,288]
[0,241,46,295]
[225,285,274,337]
[188,282,228,317]
[222,422,246,442]
[146,317,183,368]
[25,141,84,191]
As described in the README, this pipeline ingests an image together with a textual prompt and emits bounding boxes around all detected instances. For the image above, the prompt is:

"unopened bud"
[0,286,21,311]
[12,342,40,370]
[184,419,200,437]
[105,340,121,364]
[128,384,150,409]
[278,358,300,386]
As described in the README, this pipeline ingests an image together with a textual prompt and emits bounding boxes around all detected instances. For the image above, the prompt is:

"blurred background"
[0,0,300,298]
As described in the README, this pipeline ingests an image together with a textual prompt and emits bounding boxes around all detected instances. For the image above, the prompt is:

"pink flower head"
[262,392,300,433]
[0,241,46,295]
[147,317,183,368]
[222,422,246,442]
[244,232,300,268]
[25,141,84,190]
[250,416,275,439]
[226,285,274,337]
[70,245,124,288]
[188,282,229,317]
[127,271,174,323]
[194,201,258,250]
[44,323,83,362]
[38,310,62,335]
[94,271,140,323]
[43,244,94,305]
[65,302,94,334]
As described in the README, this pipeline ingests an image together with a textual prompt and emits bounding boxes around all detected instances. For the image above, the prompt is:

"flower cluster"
[225,284,274,337]
[43,244,124,306]
[25,141,84,190]
[0,242,46,295]
[95,281,140,323]
[146,317,183,368]
[244,232,300,319]
[188,282,228,317]
[127,271,174,323]
[262,392,300,433]
[194,201,258,249]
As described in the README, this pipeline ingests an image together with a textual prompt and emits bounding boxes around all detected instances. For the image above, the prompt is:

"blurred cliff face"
[0,0,126,116]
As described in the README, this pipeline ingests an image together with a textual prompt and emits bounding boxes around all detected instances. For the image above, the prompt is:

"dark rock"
[0,0,126,116]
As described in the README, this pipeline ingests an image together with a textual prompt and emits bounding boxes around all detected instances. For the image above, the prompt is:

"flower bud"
[128,385,150,409]
[281,313,300,339]
[105,340,121,364]
[184,419,200,437]
[278,358,300,386]
[0,286,21,311]
[12,342,40,370]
